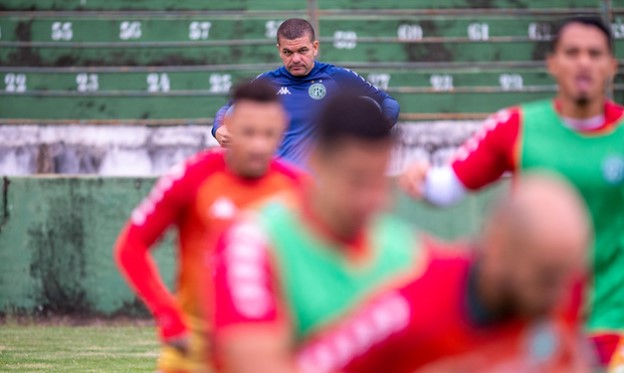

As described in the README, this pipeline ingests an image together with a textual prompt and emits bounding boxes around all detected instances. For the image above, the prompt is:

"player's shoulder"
[479,106,522,133]
[269,158,310,183]
[422,236,474,267]
[322,63,358,78]
[607,99,624,112]
[606,100,624,123]
[254,67,284,82]
[168,148,226,182]
[184,147,226,169]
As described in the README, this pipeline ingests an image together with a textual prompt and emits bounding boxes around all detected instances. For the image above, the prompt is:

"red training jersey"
[114,149,305,341]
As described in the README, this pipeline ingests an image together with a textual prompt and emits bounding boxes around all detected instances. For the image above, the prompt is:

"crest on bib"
[602,155,624,184]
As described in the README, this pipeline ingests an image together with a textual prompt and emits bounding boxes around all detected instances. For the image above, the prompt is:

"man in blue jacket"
[212,18,400,167]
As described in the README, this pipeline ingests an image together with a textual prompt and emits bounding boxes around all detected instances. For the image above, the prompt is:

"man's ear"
[610,56,619,79]
[546,52,557,77]
[313,40,320,57]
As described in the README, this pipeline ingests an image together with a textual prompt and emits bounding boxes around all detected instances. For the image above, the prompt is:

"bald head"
[480,173,591,318]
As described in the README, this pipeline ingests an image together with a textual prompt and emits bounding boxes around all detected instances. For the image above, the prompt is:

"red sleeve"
[113,158,200,341]
[451,108,521,190]
[213,217,283,332]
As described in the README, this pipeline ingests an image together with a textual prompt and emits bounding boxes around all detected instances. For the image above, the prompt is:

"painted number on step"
[367,73,391,90]
[147,73,170,92]
[76,73,99,92]
[120,21,142,40]
[333,31,357,49]
[430,74,453,91]
[468,23,489,41]
[397,24,423,41]
[209,74,232,93]
[4,73,27,93]
[189,21,212,40]
[51,22,73,41]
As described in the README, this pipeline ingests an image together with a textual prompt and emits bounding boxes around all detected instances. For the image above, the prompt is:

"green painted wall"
[0,176,505,316]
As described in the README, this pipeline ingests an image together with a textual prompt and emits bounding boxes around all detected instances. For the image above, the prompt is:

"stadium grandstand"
[0,0,622,174]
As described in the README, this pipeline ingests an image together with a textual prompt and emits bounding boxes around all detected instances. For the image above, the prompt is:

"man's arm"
[400,108,521,205]
[212,73,273,145]
[212,218,298,373]
[113,161,192,345]
[331,67,400,125]
[212,103,232,147]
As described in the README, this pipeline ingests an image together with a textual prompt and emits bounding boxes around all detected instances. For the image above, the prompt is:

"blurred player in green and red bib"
[400,16,624,368]
[210,94,426,373]
[297,175,592,373]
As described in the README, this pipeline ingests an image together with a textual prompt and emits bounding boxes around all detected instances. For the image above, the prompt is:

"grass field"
[0,321,159,372]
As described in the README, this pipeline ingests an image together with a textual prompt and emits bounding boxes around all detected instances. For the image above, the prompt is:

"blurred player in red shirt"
[114,81,305,373]
[298,174,592,373]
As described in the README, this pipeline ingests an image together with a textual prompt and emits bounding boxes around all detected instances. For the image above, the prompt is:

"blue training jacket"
[212,61,400,168]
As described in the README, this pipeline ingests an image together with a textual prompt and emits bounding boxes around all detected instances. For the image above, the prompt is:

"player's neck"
[472,260,514,324]
[556,95,605,120]
[304,190,362,246]
[224,151,265,180]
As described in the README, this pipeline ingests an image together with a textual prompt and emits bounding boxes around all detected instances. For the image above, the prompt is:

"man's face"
[547,23,617,106]
[277,34,319,76]
[310,139,392,236]
[226,100,286,177]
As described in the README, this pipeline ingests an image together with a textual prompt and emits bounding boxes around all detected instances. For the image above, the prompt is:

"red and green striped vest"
[256,199,423,340]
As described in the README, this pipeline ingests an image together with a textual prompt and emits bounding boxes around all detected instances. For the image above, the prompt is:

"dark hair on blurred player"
[551,16,613,53]
[315,94,393,153]
[231,79,280,104]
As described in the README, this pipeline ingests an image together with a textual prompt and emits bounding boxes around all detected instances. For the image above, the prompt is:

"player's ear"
[313,40,319,56]
[546,52,558,77]
[610,55,619,78]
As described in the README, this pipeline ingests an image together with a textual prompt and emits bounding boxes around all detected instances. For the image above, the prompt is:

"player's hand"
[398,160,430,199]
[215,125,232,148]
[166,334,191,356]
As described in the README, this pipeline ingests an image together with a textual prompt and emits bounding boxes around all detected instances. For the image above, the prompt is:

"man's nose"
[578,51,592,67]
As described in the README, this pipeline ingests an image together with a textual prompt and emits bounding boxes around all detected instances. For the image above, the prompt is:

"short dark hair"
[276,18,316,44]
[315,94,393,153]
[551,16,613,53]
[231,80,279,105]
